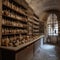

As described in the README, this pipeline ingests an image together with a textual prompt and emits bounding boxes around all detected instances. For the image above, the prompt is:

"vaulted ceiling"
[25,0,60,21]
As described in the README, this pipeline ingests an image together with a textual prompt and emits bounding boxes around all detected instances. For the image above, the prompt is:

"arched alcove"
[47,13,58,36]
[45,13,58,44]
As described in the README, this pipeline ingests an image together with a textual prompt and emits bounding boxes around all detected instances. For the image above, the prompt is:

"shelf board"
[2,32,27,36]
[28,20,39,26]
[2,15,27,24]
[32,18,39,22]
[33,13,39,19]
[33,25,39,28]
[33,32,39,33]
[0,35,44,51]
[2,33,20,36]
[33,28,39,29]
[2,24,27,29]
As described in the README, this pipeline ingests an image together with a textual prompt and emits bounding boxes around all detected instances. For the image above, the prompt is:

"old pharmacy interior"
[0,0,60,60]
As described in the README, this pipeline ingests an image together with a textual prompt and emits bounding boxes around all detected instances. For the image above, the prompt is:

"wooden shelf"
[2,33,27,36]
[2,24,27,29]
[2,15,27,24]
[0,35,44,51]
[28,19,39,25]
[0,0,40,48]
[2,30,27,36]
[3,4,27,16]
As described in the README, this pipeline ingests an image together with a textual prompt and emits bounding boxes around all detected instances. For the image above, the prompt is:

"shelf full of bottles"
[0,0,40,48]
[1,0,28,47]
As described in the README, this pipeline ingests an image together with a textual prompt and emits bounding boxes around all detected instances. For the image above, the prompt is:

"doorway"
[46,13,58,44]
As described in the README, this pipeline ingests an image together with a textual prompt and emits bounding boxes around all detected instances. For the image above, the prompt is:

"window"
[47,14,58,36]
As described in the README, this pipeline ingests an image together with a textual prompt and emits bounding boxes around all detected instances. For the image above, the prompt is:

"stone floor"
[33,44,60,60]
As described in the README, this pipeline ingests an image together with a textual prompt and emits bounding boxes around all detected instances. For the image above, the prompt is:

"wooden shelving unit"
[0,0,40,49]
[27,9,40,39]
[1,0,28,47]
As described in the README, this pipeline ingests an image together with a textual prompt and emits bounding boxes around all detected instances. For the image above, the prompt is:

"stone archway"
[42,9,60,44]
[46,13,58,43]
